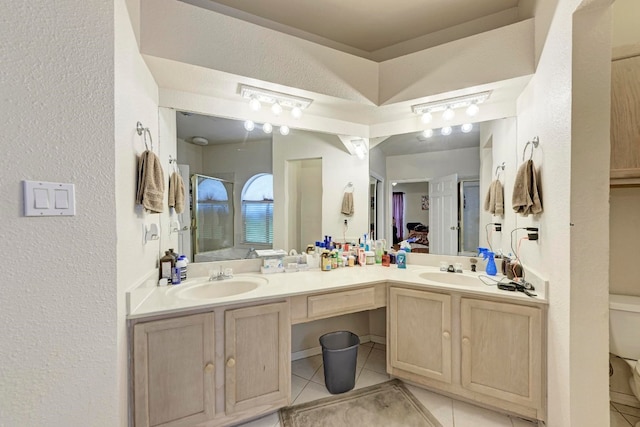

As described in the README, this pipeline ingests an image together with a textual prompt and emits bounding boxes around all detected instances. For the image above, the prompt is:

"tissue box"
[256,249,287,273]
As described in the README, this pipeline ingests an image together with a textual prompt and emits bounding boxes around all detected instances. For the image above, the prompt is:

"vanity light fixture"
[249,97,262,112]
[239,84,313,119]
[461,123,473,133]
[279,125,290,136]
[262,122,273,134]
[411,90,492,120]
[422,129,434,138]
[421,111,433,124]
[441,126,453,136]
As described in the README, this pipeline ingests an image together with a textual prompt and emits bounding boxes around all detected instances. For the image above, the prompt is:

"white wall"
[176,138,204,174]
[386,147,480,182]
[479,118,517,257]
[0,2,118,426]
[273,130,369,250]
[514,1,611,425]
[115,0,162,425]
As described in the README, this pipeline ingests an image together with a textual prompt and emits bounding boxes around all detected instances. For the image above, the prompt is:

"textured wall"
[115,0,161,425]
[0,1,117,426]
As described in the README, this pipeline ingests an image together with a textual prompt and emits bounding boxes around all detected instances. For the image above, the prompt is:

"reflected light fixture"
[441,126,453,136]
[262,122,273,134]
[351,139,367,160]
[240,84,313,118]
[461,123,473,133]
[244,120,255,132]
[422,129,434,138]
[411,90,491,121]
[279,125,290,136]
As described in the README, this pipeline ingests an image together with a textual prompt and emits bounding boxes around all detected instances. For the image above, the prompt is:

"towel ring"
[495,162,505,177]
[344,182,354,193]
[522,136,539,161]
[136,121,153,151]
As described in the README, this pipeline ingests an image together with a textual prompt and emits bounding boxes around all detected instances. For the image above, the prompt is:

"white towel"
[136,150,164,213]
[169,172,186,214]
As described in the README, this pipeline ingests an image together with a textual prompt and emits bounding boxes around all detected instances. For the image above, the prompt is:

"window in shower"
[192,174,234,255]
[242,173,273,245]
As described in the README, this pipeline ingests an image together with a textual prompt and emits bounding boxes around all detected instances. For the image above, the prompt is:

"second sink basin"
[170,276,268,300]
[418,271,482,287]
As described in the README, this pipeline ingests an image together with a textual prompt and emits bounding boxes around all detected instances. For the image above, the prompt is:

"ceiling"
[182,0,525,60]
[377,125,480,157]
[176,112,270,145]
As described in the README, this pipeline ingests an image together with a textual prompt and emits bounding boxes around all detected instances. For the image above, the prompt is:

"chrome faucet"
[209,267,233,281]
[245,247,258,259]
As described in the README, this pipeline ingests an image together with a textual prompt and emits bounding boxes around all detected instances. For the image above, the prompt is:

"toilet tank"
[610,294,640,360]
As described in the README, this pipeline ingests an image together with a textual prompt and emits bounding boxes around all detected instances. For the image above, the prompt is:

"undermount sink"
[169,276,268,300]
[418,271,482,287]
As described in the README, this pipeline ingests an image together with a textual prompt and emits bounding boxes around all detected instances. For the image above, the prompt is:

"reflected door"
[429,174,458,255]
[178,164,192,260]
[191,174,234,255]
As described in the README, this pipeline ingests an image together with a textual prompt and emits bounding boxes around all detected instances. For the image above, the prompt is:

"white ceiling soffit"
[176,112,270,145]
[181,0,526,61]
[378,126,480,157]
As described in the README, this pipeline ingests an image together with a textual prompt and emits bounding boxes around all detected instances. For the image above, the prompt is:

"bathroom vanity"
[127,263,547,427]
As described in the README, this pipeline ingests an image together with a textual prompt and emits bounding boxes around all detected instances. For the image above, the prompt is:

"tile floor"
[610,354,640,427]
[238,342,540,427]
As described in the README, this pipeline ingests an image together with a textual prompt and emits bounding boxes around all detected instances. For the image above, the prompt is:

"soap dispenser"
[485,251,497,276]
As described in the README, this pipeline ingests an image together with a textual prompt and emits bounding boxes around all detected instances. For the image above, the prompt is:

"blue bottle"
[396,250,407,269]
[485,251,497,276]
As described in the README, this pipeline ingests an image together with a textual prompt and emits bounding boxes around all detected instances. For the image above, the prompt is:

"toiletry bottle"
[171,266,181,285]
[375,240,383,264]
[358,247,366,266]
[382,251,390,267]
[321,250,331,271]
[176,255,188,281]
[485,251,497,276]
[396,249,407,269]
[160,251,175,283]
[168,248,178,264]
[331,251,338,269]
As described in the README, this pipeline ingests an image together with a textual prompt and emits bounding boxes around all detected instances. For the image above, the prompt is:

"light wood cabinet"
[611,48,640,186]
[225,302,290,414]
[133,313,215,427]
[388,287,452,383]
[460,298,543,414]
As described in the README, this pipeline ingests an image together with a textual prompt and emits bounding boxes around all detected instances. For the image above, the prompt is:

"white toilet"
[610,293,640,425]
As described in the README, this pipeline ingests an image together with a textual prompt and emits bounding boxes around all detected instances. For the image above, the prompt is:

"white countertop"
[127,264,548,320]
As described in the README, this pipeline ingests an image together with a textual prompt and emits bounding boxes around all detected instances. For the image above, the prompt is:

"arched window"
[241,173,273,244]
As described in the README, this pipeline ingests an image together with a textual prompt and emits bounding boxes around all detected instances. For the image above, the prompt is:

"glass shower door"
[191,174,234,256]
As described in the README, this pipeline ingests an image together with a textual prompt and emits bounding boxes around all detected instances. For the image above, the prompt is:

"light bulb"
[421,112,432,124]
[271,102,283,116]
[291,106,302,119]
[422,129,434,138]
[279,125,290,136]
[442,107,455,121]
[249,97,261,112]
[461,123,473,133]
[262,122,273,134]
[441,126,453,136]
[466,103,479,117]
[243,120,255,131]
[392,182,397,186]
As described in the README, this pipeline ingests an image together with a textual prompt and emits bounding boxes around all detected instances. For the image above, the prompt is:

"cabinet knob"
[443,331,451,339]
[204,363,214,373]
[462,337,470,345]
[226,357,236,368]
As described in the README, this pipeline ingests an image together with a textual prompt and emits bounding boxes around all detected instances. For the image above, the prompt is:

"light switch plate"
[23,180,76,217]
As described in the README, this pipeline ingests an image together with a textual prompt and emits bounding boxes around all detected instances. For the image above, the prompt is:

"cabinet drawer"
[307,287,376,319]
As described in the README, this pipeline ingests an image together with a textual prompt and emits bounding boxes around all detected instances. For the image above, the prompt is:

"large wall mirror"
[167,110,370,263]
[370,118,515,257]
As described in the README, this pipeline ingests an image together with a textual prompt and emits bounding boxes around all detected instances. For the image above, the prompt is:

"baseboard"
[291,334,385,361]
[610,391,640,408]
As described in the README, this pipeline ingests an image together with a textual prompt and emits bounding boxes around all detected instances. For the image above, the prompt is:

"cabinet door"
[133,313,215,427]
[225,302,290,414]
[611,54,640,184]
[461,298,542,410]
[389,287,452,383]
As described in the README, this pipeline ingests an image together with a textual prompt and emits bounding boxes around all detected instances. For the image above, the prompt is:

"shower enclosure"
[191,174,234,258]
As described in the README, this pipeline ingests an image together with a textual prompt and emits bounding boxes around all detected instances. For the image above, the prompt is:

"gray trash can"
[319,331,360,394]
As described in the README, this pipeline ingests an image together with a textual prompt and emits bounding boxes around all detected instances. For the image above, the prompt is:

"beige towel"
[341,192,354,216]
[169,172,186,214]
[483,180,504,215]
[136,150,164,213]
[512,160,542,216]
